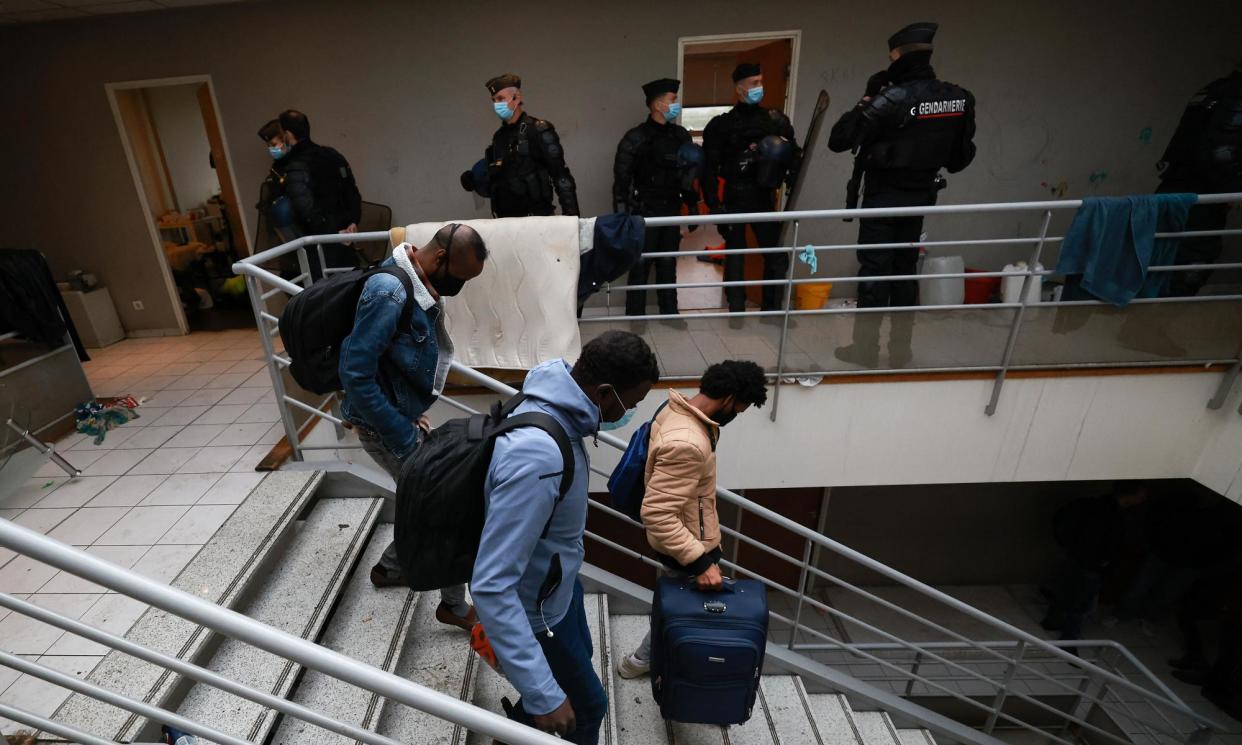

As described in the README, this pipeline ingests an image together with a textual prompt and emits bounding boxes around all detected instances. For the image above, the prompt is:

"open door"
[108,76,255,332]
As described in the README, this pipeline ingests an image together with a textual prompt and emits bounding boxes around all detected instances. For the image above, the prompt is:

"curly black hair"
[700,360,768,407]
[573,330,659,389]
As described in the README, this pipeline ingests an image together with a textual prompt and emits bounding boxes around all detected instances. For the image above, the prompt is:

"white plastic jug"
[1001,262,1043,305]
[919,255,965,306]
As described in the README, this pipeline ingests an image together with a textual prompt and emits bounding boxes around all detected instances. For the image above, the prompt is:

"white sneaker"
[617,653,650,679]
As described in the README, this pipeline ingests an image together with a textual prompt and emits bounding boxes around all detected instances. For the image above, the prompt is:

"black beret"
[486,74,521,95]
[888,22,938,51]
[731,63,761,83]
[642,78,680,103]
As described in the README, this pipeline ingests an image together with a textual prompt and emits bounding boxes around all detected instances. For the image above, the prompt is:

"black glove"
[864,70,892,99]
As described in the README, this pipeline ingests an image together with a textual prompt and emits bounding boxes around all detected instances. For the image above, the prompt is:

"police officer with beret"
[702,63,802,318]
[613,78,701,322]
[470,73,580,217]
[828,22,976,367]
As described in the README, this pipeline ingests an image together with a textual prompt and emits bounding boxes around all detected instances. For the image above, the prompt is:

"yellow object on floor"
[795,282,832,310]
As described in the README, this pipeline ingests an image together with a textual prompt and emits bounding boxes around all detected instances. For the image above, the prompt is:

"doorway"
[675,32,801,311]
[107,76,254,333]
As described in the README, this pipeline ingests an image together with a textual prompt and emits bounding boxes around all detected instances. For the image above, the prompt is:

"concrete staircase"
[45,478,942,744]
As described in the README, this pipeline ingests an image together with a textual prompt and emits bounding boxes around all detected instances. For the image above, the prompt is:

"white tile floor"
[0,329,279,731]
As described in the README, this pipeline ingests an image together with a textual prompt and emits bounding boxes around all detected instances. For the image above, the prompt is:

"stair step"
[610,613,671,744]
[270,522,418,744]
[805,693,865,745]
[762,676,825,745]
[584,592,621,745]
[374,588,479,744]
[851,710,901,745]
[50,471,323,742]
[608,612,784,745]
[895,728,936,745]
[175,496,382,744]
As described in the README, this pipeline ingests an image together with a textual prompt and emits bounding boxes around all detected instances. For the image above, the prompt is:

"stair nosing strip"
[244,497,383,743]
[838,695,866,745]
[792,677,826,745]
[877,711,903,745]
[358,586,419,738]
[450,649,479,745]
[756,678,779,745]
[597,593,616,745]
[110,472,321,742]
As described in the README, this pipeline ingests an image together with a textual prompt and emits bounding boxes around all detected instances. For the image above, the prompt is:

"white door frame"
[676,30,803,122]
[104,74,252,335]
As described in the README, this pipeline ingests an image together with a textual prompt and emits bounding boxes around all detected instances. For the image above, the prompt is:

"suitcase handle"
[689,578,737,594]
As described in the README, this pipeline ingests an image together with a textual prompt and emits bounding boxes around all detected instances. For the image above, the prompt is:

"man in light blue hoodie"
[472,330,659,743]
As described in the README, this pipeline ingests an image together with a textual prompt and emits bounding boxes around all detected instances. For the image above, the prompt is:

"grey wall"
[1,0,1239,332]
[146,84,219,213]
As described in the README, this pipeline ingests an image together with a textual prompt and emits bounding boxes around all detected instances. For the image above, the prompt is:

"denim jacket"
[339,259,439,458]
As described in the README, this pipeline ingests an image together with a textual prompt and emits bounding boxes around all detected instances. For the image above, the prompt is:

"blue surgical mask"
[665,102,682,121]
[599,387,636,432]
[268,145,286,159]
[745,85,764,104]
[493,101,515,121]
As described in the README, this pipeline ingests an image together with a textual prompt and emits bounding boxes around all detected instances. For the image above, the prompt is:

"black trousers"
[856,187,935,308]
[626,224,680,315]
[722,193,787,312]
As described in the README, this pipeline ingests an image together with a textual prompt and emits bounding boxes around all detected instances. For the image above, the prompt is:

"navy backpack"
[606,401,668,521]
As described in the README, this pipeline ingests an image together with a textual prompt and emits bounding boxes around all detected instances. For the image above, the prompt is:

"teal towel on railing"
[1055,193,1197,306]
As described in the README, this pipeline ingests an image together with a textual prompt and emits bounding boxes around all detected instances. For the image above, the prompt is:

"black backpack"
[278,266,414,394]
[394,393,575,591]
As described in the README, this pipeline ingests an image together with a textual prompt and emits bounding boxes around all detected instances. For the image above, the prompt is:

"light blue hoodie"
[471,359,599,715]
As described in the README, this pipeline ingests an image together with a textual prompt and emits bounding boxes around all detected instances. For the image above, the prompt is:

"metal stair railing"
[230,193,1242,463]
[436,371,1221,745]
[0,518,563,745]
[225,196,1238,744]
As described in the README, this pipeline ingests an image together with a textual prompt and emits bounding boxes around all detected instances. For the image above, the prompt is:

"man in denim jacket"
[340,223,488,630]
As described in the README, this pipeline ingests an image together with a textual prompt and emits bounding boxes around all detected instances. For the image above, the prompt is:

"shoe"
[370,564,407,588]
[659,317,688,331]
[888,347,913,368]
[834,344,879,368]
[617,653,650,679]
[728,316,745,330]
[436,601,478,632]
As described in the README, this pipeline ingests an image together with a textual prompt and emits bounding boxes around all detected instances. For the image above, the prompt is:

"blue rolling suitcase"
[650,576,769,724]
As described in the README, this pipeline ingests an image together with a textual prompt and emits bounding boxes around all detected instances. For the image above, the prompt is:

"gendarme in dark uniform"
[1155,66,1242,296]
[482,73,579,217]
[613,78,700,319]
[828,22,976,366]
[703,62,802,315]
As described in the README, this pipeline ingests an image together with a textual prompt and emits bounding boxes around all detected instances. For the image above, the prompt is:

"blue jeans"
[508,581,606,745]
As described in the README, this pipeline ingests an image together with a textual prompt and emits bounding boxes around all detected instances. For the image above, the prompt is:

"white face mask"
[598,387,636,432]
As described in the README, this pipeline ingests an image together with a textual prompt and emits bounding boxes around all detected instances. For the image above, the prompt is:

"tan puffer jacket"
[639,389,721,572]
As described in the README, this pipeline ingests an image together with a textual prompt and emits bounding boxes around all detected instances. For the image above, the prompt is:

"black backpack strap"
[371,266,417,331]
[489,411,575,539]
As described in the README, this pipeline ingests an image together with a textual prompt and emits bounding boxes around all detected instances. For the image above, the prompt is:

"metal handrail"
[440,367,1221,738]
[225,195,1235,742]
[0,592,404,745]
[0,518,564,745]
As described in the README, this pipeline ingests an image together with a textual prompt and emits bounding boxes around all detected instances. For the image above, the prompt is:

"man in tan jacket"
[617,360,769,679]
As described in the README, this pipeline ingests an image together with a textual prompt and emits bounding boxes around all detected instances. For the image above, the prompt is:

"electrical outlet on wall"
[132,300,145,311]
